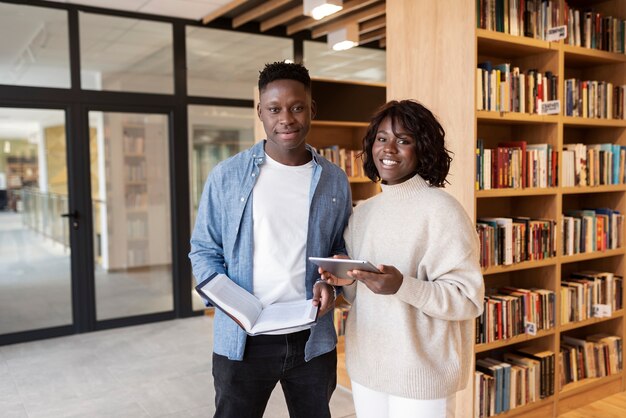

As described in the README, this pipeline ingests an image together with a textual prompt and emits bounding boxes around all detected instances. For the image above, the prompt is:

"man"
[189,61,352,418]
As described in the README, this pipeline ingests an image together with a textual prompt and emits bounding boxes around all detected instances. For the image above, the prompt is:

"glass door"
[0,107,72,335]
[88,111,173,320]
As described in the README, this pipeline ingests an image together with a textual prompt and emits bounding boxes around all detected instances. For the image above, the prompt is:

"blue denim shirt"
[190,140,352,361]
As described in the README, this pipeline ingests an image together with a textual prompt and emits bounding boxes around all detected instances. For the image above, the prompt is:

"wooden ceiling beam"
[260,5,303,32]
[202,0,249,25]
[359,27,385,44]
[232,0,292,28]
[311,2,385,39]
[359,15,385,33]
[286,0,382,36]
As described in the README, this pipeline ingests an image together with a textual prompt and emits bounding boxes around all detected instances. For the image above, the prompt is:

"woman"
[320,100,484,418]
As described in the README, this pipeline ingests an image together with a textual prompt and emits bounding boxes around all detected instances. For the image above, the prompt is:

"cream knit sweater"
[343,174,484,400]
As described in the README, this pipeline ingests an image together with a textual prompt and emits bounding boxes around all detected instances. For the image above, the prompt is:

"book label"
[593,304,611,318]
[525,322,537,335]
[541,100,560,115]
[546,26,567,42]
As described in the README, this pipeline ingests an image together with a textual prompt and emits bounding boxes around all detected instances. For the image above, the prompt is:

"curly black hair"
[258,61,311,92]
[362,100,453,187]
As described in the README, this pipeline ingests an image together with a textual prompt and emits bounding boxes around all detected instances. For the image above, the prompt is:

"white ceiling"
[47,0,232,21]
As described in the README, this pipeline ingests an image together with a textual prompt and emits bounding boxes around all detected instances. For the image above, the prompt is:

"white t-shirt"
[252,153,313,308]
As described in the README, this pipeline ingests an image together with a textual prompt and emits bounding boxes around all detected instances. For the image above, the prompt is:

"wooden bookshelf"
[473,1,626,417]
[387,0,625,416]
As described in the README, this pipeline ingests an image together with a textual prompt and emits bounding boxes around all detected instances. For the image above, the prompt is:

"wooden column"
[386,0,475,217]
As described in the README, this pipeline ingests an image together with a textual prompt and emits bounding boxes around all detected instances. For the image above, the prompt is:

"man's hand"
[312,281,335,317]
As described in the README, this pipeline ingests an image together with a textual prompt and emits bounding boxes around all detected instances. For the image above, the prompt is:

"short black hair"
[258,61,311,92]
[362,100,453,187]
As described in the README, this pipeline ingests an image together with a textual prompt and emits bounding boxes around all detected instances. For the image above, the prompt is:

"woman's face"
[371,116,418,185]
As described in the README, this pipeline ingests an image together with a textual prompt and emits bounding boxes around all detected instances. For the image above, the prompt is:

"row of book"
[561,208,624,255]
[476,287,555,344]
[560,334,623,386]
[475,140,557,190]
[475,347,555,417]
[564,4,626,54]
[317,146,365,178]
[564,79,626,120]
[561,143,626,187]
[476,62,557,114]
[476,0,626,55]
[561,271,623,325]
[476,217,556,268]
[476,0,560,40]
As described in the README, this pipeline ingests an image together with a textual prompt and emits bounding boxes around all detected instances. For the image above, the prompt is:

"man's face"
[257,79,316,162]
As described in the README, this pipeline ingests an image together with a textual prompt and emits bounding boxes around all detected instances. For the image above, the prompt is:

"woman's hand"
[350,264,403,295]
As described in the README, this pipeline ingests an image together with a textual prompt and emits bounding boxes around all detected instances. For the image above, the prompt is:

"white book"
[195,273,318,335]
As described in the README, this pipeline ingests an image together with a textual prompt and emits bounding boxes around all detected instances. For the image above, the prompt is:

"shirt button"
[332,198,336,202]
[240,197,244,202]
[252,173,256,177]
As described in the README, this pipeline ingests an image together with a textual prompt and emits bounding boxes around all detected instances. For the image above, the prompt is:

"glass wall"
[0,3,70,88]
[0,107,72,334]
[303,40,386,83]
[188,105,255,310]
[186,26,293,99]
[79,12,174,94]
[89,111,173,320]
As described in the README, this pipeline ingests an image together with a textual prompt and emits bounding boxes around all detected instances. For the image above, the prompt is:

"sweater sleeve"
[394,202,485,321]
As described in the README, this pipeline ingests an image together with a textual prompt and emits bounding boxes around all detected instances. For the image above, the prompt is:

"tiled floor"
[0,316,356,418]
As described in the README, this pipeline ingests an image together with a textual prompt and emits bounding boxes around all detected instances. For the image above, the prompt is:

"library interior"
[1,0,626,417]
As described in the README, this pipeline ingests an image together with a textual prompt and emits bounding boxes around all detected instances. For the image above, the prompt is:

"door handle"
[61,210,80,230]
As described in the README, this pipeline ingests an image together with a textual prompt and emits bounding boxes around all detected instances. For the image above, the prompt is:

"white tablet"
[309,257,381,279]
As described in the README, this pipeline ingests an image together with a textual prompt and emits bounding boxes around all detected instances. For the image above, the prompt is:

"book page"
[250,299,318,335]
[199,275,262,332]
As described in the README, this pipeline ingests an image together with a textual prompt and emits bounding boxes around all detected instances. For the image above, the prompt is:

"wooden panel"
[386,0,475,217]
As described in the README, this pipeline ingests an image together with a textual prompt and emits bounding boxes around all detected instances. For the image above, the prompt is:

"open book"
[195,273,319,336]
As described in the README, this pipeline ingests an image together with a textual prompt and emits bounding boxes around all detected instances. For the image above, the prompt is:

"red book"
[499,141,527,188]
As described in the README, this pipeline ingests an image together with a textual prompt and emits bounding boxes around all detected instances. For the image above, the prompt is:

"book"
[195,273,319,335]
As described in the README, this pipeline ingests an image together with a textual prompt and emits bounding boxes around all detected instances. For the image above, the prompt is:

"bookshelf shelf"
[476,187,558,198]
[311,120,369,128]
[495,397,555,418]
[477,28,551,56]
[482,258,557,275]
[561,185,626,194]
[560,310,624,332]
[348,176,372,184]
[561,44,626,66]
[561,116,626,128]
[559,373,622,396]
[477,111,560,124]
[559,248,625,264]
[475,329,555,354]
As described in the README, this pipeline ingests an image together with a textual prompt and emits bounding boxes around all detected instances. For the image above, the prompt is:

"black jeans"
[212,329,337,418]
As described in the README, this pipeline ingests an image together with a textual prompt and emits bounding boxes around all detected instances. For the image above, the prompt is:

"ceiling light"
[303,0,343,20]
[328,24,359,51]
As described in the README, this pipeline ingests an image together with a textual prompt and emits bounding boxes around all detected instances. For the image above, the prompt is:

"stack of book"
[561,208,624,255]
[477,287,555,344]
[561,271,623,324]
[560,334,623,387]
[476,216,556,268]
